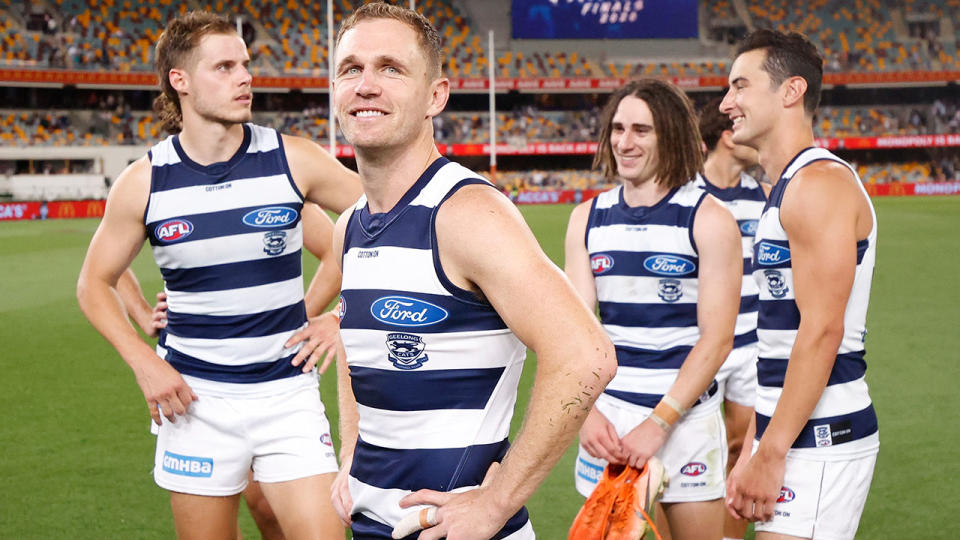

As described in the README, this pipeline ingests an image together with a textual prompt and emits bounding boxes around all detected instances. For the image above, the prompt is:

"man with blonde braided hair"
[77,10,361,539]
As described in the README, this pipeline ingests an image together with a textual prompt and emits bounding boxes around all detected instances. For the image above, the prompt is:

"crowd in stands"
[2,0,959,77]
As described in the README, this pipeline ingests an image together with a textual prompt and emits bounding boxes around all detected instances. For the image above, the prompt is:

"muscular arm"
[77,157,196,424]
[666,195,742,410]
[756,163,865,457]
[117,268,158,337]
[301,203,341,317]
[728,162,869,521]
[283,135,363,214]
[618,195,742,468]
[407,185,617,537]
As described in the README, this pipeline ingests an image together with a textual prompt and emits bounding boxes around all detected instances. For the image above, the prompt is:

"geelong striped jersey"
[693,172,766,348]
[586,182,720,411]
[144,123,315,398]
[338,157,532,539]
[753,147,879,458]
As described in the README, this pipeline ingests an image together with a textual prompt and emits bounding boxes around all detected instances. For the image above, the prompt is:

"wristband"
[648,411,671,432]
[662,394,688,416]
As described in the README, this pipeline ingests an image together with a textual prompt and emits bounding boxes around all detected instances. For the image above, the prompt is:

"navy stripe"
[616,344,692,369]
[590,251,698,278]
[699,178,767,202]
[755,403,878,449]
[592,198,695,229]
[166,302,306,340]
[147,203,302,246]
[350,507,529,540]
[350,437,510,492]
[605,379,718,409]
[162,344,302,383]
[601,301,697,329]
[733,329,758,347]
[739,294,759,314]
[161,251,301,293]
[856,239,868,264]
[349,365,504,411]
[339,289,508,333]
[346,204,434,251]
[743,256,754,275]
[757,351,867,388]
[757,299,801,331]
[153,154,285,191]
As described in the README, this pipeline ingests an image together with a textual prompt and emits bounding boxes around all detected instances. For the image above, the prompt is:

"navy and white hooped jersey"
[587,182,721,410]
[693,172,766,348]
[145,123,315,398]
[753,147,879,459]
[338,157,530,538]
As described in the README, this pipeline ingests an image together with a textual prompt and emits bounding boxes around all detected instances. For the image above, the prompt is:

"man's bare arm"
[77,157,197,425]
[283,135,363,214]
[403,185,617,539]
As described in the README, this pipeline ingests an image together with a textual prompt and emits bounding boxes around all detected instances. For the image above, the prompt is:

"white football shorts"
[753,444,877,540]
[575,392,727,503]
[716,343,758,408]
[153,383,338,496]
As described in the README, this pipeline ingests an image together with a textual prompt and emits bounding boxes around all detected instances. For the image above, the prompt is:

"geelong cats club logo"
[386,333,428,370]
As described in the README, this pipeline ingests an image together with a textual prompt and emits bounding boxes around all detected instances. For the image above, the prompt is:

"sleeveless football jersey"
[338,157,531,538]
[753,147,879,458]
[145,124,314,397]
[694,171,766,347]
[586,182,720,409]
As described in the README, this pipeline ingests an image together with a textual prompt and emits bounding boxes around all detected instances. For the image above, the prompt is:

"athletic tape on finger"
[391,506,438,539]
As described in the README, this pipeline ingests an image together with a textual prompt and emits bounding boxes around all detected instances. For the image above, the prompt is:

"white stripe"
[756,377,873,418]
[734,311,758,335]
[153,227,302,270]
[593,186,621,209]
[149,137,180,167]
[604,324,699,350]
[342,246,442,294]
[411,161,488,207]
[145,174,300,224]
[595,275,699,304]
[246,124,280,153]
[588,223,696,254]
[350,478,479,530]
[341,329,525,370]
[739,274,759,297]
[163,326,305,365]
[756,328,796,359]
[164,277,304,316]
[606,366,679,395]
[356,404,510,449]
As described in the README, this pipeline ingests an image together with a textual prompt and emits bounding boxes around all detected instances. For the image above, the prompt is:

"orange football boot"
[569,464,639,540]
[605,457,667,540]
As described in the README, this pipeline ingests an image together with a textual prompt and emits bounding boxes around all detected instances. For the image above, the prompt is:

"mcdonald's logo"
[57,202,77,219]
[85,200,105,218]
[889,182,906,196]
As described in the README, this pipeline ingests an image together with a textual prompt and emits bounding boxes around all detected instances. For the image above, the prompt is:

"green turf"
[0,196,957,538]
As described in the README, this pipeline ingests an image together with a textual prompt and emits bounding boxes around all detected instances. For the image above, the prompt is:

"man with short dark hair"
[721,29,879,540]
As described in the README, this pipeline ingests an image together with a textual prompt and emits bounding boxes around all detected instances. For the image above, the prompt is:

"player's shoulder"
[280,132,325,156]
[787,159,860,205]
[114,155,152,191]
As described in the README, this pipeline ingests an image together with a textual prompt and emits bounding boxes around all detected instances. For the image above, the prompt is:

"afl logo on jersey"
[777,487,796,503]
[644,255,696,276]
[386,332,429,369]
[242,206,298,228]
[591,254,614,274]
[371,296,449,327]
[680,462,707,477]
[156,219,194,243]
[757,242,790,266]
[740,219,758,236]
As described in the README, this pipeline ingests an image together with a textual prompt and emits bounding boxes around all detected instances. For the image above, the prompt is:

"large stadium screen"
[511,0,698,39]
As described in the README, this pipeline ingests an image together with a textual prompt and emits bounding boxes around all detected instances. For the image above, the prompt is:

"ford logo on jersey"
[680,462,707,476]
[156,219,194,243]
[643,254,696,276]
[590,254,614,274]
[371,296,449,327]
[757,242,791,265]
[740,219,758,236]
[242,206,298,228]
[777,487,796,503]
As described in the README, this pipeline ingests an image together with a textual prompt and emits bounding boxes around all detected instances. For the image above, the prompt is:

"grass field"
[1,197,957,538]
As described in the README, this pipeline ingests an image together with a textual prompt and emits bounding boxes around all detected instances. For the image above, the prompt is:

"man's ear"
[782,76,807,110]
[169,68,188,95]
[426,77,450,118]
